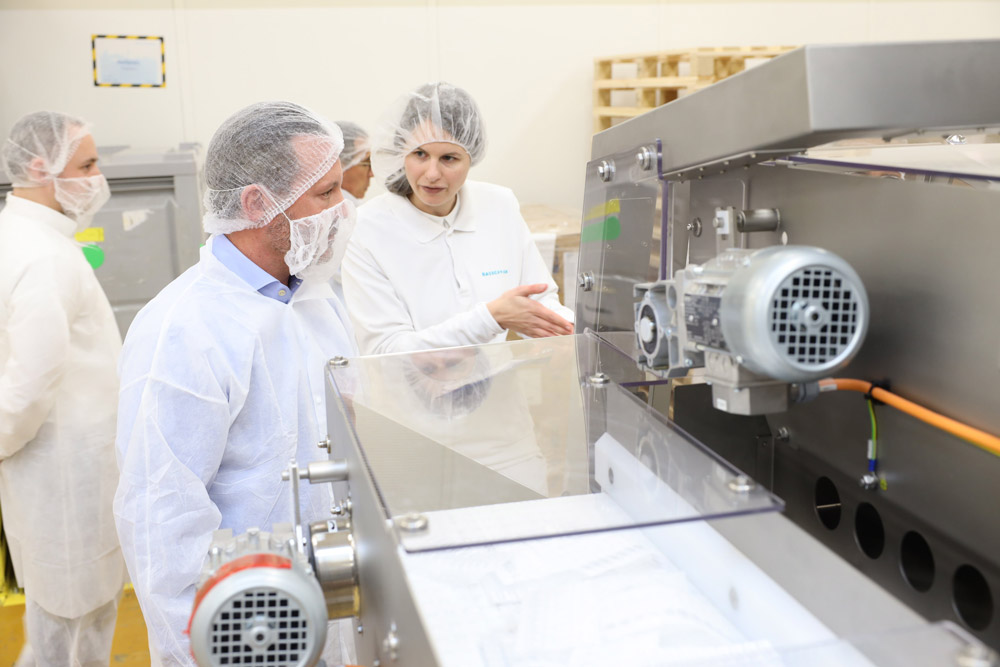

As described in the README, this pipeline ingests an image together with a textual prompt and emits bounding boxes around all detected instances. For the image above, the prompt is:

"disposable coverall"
[342,180,574,355]
[114,236,357,664]
[0,194,126,665]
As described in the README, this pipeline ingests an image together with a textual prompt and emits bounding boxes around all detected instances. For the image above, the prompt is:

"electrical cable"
[819,378,1000,457]
[866,397,878,472]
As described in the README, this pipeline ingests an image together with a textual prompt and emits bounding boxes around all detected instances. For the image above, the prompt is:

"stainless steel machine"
[187,40,1000,666]
[0,144,203,335]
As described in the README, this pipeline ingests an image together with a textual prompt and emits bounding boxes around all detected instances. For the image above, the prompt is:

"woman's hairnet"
[203,101,344,235]
[336,121,371,171]
[2,111,92,188]
[371,82,487,197]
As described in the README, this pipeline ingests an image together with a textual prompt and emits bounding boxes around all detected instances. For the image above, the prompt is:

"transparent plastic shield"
[782,138,1000,189]
[329,333,781,551]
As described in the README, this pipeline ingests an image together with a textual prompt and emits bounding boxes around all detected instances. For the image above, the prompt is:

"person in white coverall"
[329,120,370,304]
[114,102,358,666]
[341,82,575,355]
[0,111,125,667]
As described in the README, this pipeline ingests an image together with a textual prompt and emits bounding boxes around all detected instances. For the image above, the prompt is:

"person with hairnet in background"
[114,101,357,665]
[329,121,370,303]
[341,82,574,355]
[337,120,372,206]
[0,111,125,666]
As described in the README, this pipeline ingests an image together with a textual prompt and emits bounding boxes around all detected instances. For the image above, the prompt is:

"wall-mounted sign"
[92,35,165,87]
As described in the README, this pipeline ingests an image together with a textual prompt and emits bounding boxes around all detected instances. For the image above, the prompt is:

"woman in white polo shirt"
[341,82,574,356]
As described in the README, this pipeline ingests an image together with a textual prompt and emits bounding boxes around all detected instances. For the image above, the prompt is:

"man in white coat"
[0,111,125,666]
[114,101,358,665]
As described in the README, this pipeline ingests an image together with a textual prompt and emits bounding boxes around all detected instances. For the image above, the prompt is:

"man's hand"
[487,284,574,338]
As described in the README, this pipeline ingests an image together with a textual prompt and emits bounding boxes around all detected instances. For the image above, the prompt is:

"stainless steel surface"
[582,38,1000,647]
[324,368,440,667]
[592,41,1000,176]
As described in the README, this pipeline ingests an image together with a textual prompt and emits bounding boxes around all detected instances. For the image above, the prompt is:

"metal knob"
[578,271,595,292]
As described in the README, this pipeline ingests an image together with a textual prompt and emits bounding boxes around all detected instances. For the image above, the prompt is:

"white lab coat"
[0,194,125,618]
[114,237,357,665]
[342,180,574,355]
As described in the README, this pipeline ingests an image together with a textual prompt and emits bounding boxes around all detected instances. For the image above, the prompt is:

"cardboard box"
[521,204,582,310]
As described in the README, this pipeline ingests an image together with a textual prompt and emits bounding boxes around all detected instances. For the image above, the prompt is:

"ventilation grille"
[210,588,310,666]
[768,266,861,367]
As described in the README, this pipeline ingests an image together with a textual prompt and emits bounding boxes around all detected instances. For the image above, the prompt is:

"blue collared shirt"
[211,234,302,304]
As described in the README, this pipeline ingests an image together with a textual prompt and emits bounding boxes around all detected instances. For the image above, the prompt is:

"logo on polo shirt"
[481,269,509,277]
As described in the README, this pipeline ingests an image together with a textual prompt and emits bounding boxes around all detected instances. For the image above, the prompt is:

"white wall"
[2,0,1000,211]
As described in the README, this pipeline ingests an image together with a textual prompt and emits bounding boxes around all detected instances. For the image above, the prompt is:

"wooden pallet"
[593,45,797,132]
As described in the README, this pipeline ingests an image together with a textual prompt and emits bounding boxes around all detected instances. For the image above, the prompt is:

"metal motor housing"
[188,528,328,667]
[720,245,869,382]
[635,244,869,414]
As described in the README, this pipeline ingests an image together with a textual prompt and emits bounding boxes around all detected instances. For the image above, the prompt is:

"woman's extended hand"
[487,284,574,338]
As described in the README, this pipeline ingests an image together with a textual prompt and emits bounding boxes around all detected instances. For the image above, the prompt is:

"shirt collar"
[391,188,475,244]
[3,193,77,238]
[210,233,302,304]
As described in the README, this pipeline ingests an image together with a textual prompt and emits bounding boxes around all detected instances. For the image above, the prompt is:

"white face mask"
[283,198,356,282]
[53,174,110,233]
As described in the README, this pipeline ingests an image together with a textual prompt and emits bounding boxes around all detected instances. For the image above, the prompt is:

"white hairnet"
[371,82,487,196]
[203,101,344,235]
[2,111,92,187]
[336,120,371,171]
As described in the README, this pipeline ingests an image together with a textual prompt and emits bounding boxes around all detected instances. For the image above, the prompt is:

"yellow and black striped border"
[92,34,166,88]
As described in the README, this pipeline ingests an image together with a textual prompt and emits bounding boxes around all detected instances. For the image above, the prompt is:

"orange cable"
[818,378,1000,457]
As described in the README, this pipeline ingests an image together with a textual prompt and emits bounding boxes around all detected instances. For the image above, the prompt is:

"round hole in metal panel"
[899,531,935,593]
[854,502,884,559]
[953,564,993,631]
[814,476,841,530]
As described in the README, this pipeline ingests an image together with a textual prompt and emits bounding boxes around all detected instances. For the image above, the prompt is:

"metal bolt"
[382,623,400,661]
[859,472,879,491]
[357,624,364,634]
[330,356,349,367]
[776,427,790,442]
[728,474,755,493]
[332,498,353,517]
[956,643,1000,667]
[686,218,702,237]
[597,159,615,182]
[636,146,653,171]
[588,372,610,386]
[684,358,694,368]
[578,272,595,292]
[317,438,331,452]
[397,512,429,533]
[946,134,967,145]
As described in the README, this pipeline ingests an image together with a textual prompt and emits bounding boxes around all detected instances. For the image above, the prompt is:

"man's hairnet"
[336,120,371,171]
[203,101,344,235]
[2,111,92,188]
[371,82,487,197]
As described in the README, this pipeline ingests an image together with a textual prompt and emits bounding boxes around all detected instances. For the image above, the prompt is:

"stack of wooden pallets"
[593,45,797,132]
